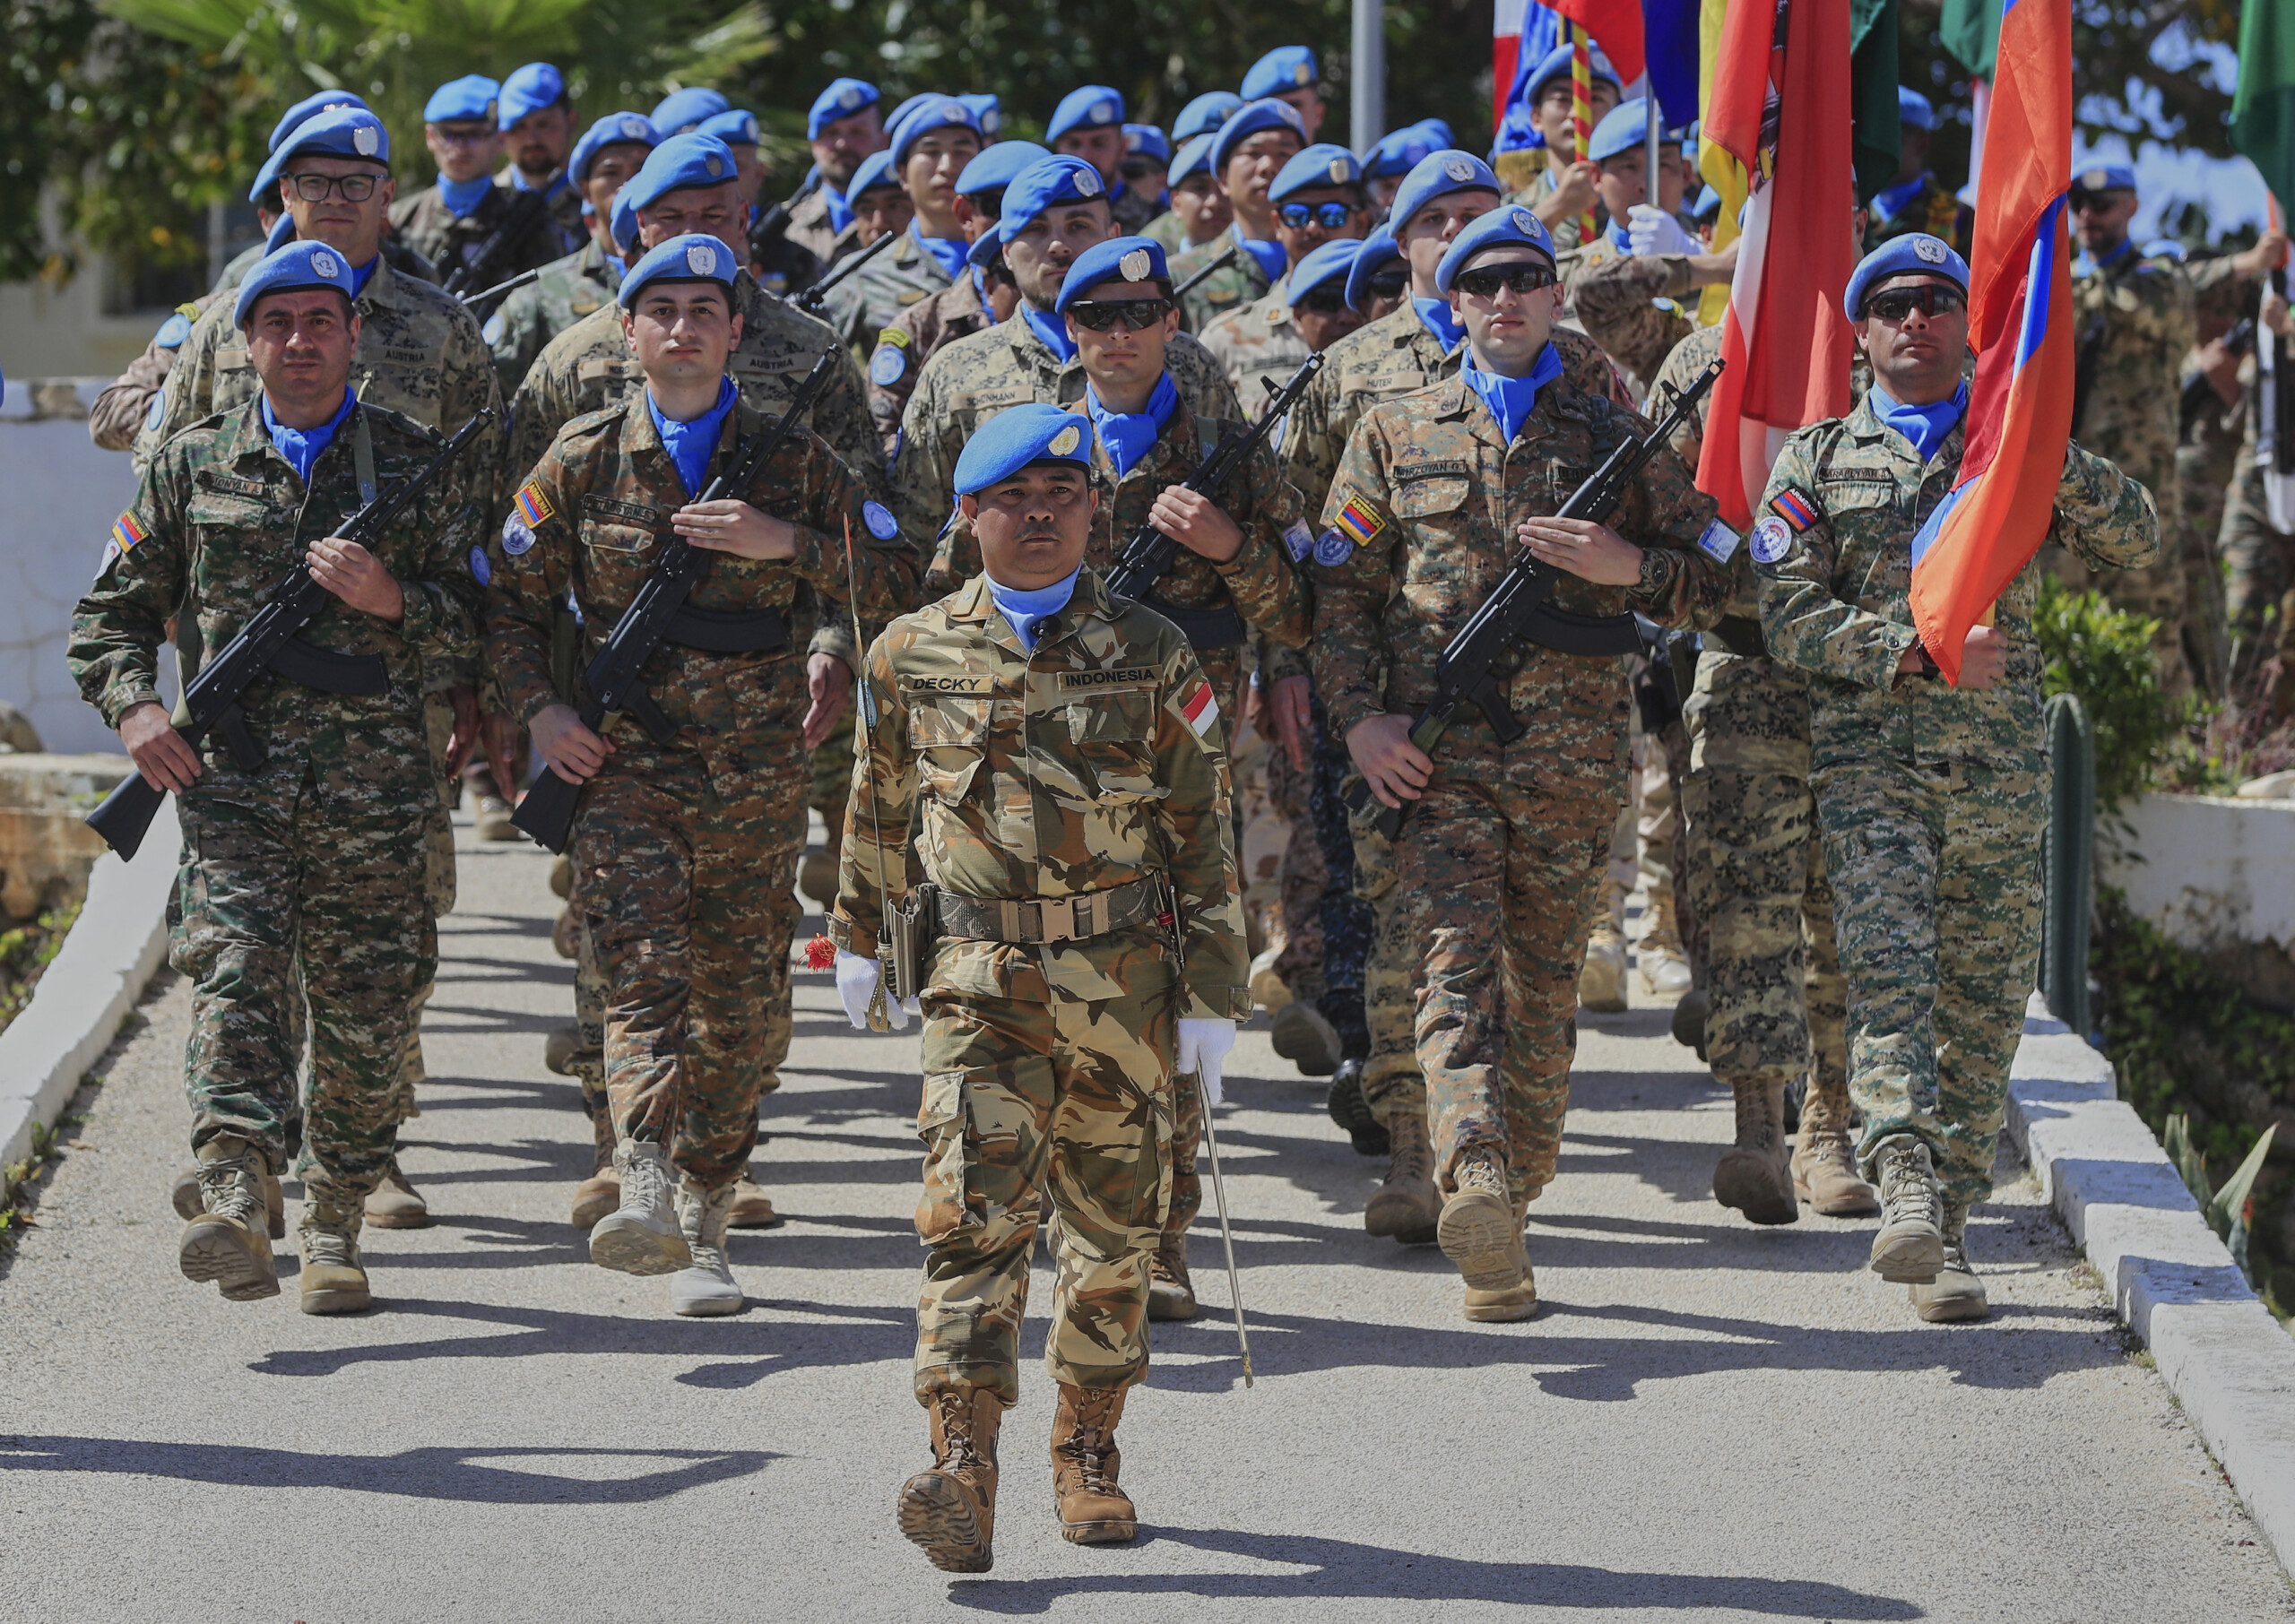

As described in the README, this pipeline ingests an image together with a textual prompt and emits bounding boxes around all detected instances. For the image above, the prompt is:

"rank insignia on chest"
[1332,491,1385,548]
[1769,488,1818,531]
[513,482,556,527]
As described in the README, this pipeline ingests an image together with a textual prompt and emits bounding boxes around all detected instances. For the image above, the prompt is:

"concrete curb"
[0,799,175,1183]
[2007,992,2295,1578]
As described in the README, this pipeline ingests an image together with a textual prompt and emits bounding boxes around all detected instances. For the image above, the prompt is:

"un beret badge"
[311,249,341,280]
[1119,247,1152,281]
[1443,157,1475,183]
[1512,207,1537,232]
[839,87,862,110]
[353,125,379,156]
[1075,168,1102,196]
[1048,425,1082,457]
[1913,237,1947,263]
[1295,62,1312,85]
[1329,157,1350,184]
[686,242,715,274]
[705,153,724,177]
[1093,99,1116,124]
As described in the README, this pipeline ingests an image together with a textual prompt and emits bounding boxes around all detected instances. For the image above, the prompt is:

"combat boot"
[588,1140,692,1275]
[1269,1000,1340,1077]
[729,1177,781,1229]
[1364,1103,1439,1242]
[542,1023,582,1075]
[570,1108,620,1229]
[551,905,579,960]
[549,852,574,900]
[1325,1058,1390,1157]
[1635,886,1693,998]
[1910,1203,1989,1322]
[669,1178,743,1317]
[800,804,844,912]
[172,1162,283,1239]
[1790,1077,1878,1216]
[363,1157,429,1229]
[1049,1384,1138,1544]
[1147,1229,1197,1321]
[1868,1135,1945,1283]
[474,793,518,842]
[896,1384,1003,1572]
[178,1136,279,1300]
[298,1193,370,1315]
[1463,1200,1537,1322]
[1712,1078,1799,1225]
[1578,879,1629,1012]
[1437,1145,1524,1292]
[1246,937,1294,1012]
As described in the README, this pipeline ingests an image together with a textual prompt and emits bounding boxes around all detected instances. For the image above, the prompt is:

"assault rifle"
[440,185,554,301]
[749,173,825,295]
[85,408,496,861]
[510,352,836,853]
[795,228,896,319]
[458,264,543,315]
[1173,242,1240,303]
[1104,352,1323,649]
[1345,358,1725,840]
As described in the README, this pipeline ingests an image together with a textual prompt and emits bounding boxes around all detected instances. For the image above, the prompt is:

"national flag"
[1179,678,1220,739]
[1642,0,1702,131]
[1906,0,2074,684]
[109,513,147,554]
[1546,0,1644,84]
[1849,0,1902,204]
[2230,0,2294,255]
[513,482,555,526]
[1494,0,1566,139]
[1693,0,1858,530]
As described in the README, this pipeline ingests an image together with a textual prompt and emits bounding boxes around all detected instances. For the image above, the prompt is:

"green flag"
[1938,0,2002,80]
[1850,0,1902,203]
[2233,0,2295,213]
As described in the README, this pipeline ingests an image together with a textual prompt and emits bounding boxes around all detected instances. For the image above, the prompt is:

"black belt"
[931,877,1162,945]
[1138,596,1247,652]
[269,638,387,695]
[665,605,790,654]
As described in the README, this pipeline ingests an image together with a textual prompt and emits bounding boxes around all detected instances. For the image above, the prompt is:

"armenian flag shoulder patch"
[1769,488,1819,531]
[1333,491,1386,548]
[513,482,555,527]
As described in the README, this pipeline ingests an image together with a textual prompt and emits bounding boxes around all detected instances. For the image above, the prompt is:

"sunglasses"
[1860,284,1966,322]
[284,172,382,203]
[1277,200,1355,230]
[1292,289,1350,315]
[1119,159,1164,182]
[1361,268,1408,300]
[1067,298,1172,332]
[1453,263,1557,298]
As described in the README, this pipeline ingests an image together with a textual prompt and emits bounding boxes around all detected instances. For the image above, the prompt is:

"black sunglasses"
[1454,263,1557,298]
[1277,200,1355,230]
[1067,298,1172,331]
[1119,158,1164,182]
[1292,289,1349,315]
[1861,284,1966,322]
[1362,267,1408,299]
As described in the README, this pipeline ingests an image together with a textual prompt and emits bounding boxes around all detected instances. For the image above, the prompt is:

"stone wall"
[2107,793,2295,1011]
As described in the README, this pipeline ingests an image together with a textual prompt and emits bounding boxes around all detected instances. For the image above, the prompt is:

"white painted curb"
[2007,992,2295,1578]
[0,799,176,1182]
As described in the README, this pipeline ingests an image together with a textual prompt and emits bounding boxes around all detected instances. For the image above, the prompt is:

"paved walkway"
[2,819,2290,1621]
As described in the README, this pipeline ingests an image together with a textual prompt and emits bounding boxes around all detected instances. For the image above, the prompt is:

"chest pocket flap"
[912,693,992,802]
[1392,473,1470,519]
[1066,687,1157,799]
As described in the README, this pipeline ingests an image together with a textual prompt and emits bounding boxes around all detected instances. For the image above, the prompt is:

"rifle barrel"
[1173,243,1239,302]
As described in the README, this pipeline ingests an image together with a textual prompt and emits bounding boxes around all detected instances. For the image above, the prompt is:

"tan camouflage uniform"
[91,296,217,454]
[1570,246,1702,402]
[1196,281,1314,417]
[1170,233,1272,333]
[784,185,844,266]
[388,180,572,289]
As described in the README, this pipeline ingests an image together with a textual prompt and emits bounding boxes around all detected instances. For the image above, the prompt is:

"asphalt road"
[2,816,2289,1622]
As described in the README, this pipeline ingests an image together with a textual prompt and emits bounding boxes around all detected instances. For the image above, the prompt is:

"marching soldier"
[488,234,915,1315]
[71,241,487,1314]
[497,63,587,257]
[820,99,983,352]
[1754,236,2158,1321]
[1197,144,1368,407]
[649,87,729,134]
[1863,91,1973,256]
[1362,122,1448,213]
[829,402,1248,1572]
[390,76,565,285]
[1047,86,1161,232]
[1169,99,1308,332]
[785,79,889,264]
[1140,134,1228,256]
[1312,205,1730,1320]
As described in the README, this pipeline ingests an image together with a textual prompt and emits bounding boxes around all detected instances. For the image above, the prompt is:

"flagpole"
[1646,87,1663,225]
[1571,22,1596,243]
[1353,0,1386,155]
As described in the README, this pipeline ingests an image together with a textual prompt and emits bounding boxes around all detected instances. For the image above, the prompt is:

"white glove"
[1626,203,1699,259]
[1174,1017,1237,1108]
[836,948,908,1032]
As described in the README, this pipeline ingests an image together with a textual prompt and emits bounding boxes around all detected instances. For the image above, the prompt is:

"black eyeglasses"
[1362,268,1408,299]
[1067,298,1172,331]
[284,172,382,203]
[1292,289,1349,315]
[1119,159,1163,182]
[1860,284,1966,323]
[1277,200,1355,230]
[1453,263,1556,298]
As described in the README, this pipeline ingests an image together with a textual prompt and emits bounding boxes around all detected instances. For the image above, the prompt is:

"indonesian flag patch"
[1179,677,1219,739]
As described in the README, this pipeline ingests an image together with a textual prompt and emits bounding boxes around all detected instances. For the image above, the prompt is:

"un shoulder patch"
[1749,515,1793,565]
[1312,527,1354,566]
[862,500,899,540]
[468,543,492,585]
[869,344,906,386]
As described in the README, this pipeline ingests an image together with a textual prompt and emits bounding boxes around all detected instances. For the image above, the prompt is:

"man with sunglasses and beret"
[1313,205,1732,1323]
[1197,143,1369,410]
[1754,234,2157,1323]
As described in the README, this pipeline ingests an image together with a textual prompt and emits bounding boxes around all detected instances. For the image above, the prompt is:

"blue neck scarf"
[912,222,970,282]
[1234,223,1287,284]
[1460,344,1564,445]
[1868,380,1969,462]
[1022,303,1078,364]
[262,386,357,483]
[1871,171,1930,226]
[1087,372,1181,479]
[437,173,495,219]
[647,376,739,497]
[510,168,571,201]
[986,568,1079,652]
[1412,296,1467,354]
[822,182,853,237]
[1608,220,1633,254]
[2082,236,2136,275]
[345,254,379,299]
[971,265,990,307]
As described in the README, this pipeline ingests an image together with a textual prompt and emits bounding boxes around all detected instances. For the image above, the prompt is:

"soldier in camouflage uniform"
[389,77,566,289]
[2225,281,2295,712]
[828,403,1248,1573]
[1168,100,1307,333]
[488,236,915,1315]
[497,63,588,258]
[820,99,982,354]
[1142,133,1231,257]
[71,243,486,1315]
[1313,206,1729,1321]
[1862,91,1973,258]
[784,80,888,266]
[91,295,219,454]
[1046,86,1163,234]
[1498,42,1623,253]
[1196,144,1367,409]
[1754,237,2159,1322]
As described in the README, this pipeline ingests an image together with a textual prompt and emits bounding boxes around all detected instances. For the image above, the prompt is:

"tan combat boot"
[173,1162,283,1239]
[588,1140,692,1274]
[1364,1102,1439,1243]
[1712,1078,1799,1225]
[1578,879,1629,1012]
[1437,1145,1524,1294]
[669,1178,743,1317]
[1269,999,1341,1077]
[1867,1135,1944,1283]
[474,793,518,842]
[1910,1202,1989,1322]
[1635,885,1693,998]
[549,852,574,900]
[799,806,843,913]
[364,1157,429,1229]
[729,1178,781,1229]
[1050,1384,1138,1544]
[896,1384,1003,1572]
[1464,1199,1537,1323]
[543,1024,582,1075]
[178,1136,279,1301]
[1147,1229,1197,1321]
[551,905,580,960]
[1790,1076,1879,1216]
[570,1108,620,1229]
[299,1192,371,1315]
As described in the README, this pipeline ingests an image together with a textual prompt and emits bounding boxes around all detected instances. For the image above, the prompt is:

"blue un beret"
[610,188,640,254]
[1170,134,1217,186]
[697,108,761,148]
[1270,143,1364,203]
[1522,40,1622,103]
[995,157,1107,245]
[1363,123,1442,181]
[1390,149,1502,237]
[957,141,1052,200]
[1286,236,1364,305]
[268,91,368,154]
[264,213,299,254]
[1344,221,1404,312]
[954,403,1094,495]
[651,88,730,135]
[1241,46,1319,100]
[571,112,660,185]
[234,240,359,328]
[1898,87,1936,133]
[498,63,566,128]
[1588,98,1683,164]
[966,229,1005,271]
[1173,92,1243,144]
[1048,86,1125,144]
[846,148,901,201]
[962,94,1004,136]
[1123,125,1171,166]
[621,134,742,215]
[1691,184,1721,220]
[1054,236,1170,312]
[2072,163,2137,196]
[1435,204,1558,293]
[618,233,739,309]
[808,78,879,138]
[1843,233,1970,320]
[425,75,499,126]
[891,98,983,168]
[250,107,390,205]
[1212,99,1308,176]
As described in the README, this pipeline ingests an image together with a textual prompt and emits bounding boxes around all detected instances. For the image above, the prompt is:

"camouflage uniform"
[213,234,437,297]
[828,568,1250,1404]
[1311,370,1728,1204]
[91,295,218,454]
[482,239,619,398]
[1107,180,1162,235]
[784,185,843,266]
[819,229,956,353]
[864,271,993,457]
[1142,213,1211,255]
[1570,246,1702,402]
[1755,402,2159,1205]
[1196,283,1313,417]
[1864,176,1973,259]
[486,395,915,1188]
[1170,233,1272,334]
[69,398,484,1201]
[387,180,571,289]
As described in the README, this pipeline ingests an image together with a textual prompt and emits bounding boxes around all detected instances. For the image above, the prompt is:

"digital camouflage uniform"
[1311,369,1728,1204]
[387,180,572,289]
[828,568,1250,1404]
[1143,213,1213,255]
[1170,232,1272,334]
[69,398,484,1205]
[482,239,620,398]
[1196,281,1314,418]
[820,229,956,354]
[864,270,994,457]
[1754,401,2159,1205]
[486,395,916,1188]
[212,234,437,298]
